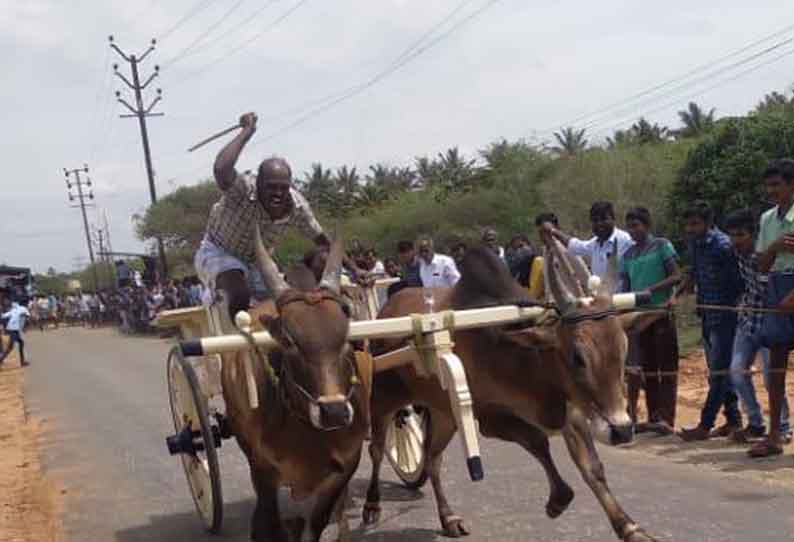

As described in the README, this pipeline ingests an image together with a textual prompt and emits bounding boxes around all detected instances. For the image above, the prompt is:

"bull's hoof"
[546,483,574,519]
[441,515,469,538]
[362,502,381,525]
[624,526,657,542]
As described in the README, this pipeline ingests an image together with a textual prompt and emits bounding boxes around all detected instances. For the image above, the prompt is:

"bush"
[669,111,794,231]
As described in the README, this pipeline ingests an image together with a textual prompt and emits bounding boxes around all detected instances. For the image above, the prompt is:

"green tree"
[676,102,716,138]
[136,180,220,252]
[755,89,794,115]
[669,110,794,231]
[630,117,669,145]
[606,128,635,149]
[552,127,588,156]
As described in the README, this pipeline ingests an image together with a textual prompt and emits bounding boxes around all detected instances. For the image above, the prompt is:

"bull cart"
[154,276,648,534]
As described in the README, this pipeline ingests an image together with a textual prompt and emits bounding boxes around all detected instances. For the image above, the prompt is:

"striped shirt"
[204,173,323,265]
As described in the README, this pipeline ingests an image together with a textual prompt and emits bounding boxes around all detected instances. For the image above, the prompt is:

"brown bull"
[221,225,370,542]
[363,243,659,542]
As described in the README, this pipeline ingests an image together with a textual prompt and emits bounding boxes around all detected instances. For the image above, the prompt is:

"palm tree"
[676,102,715,138]
[606,128,634,149]
[551,127,588,155]
[334,165,360,197]
[630,118,669,145]
[755,90,794,114]
[301,163,334,209]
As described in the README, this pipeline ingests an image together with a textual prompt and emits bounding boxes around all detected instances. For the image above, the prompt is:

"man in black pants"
[0,301,30,366]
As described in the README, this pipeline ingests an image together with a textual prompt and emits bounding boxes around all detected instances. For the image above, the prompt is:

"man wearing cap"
[194,112,367,320]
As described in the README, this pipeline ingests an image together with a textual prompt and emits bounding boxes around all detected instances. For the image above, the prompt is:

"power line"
[588,46,794,139]
[575,34,794,135]
[254,0,503,146]
[541,21,794,135]
[161,0,247,69]
[233,0,478,131]
[166,0,502,184]
[175,0,311,84]
[175,0,279,61]
[158,0,216,41]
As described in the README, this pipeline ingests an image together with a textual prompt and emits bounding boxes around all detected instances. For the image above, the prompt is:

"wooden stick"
[187,123,242,152]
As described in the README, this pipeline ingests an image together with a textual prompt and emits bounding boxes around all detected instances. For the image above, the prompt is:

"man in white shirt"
[543,201,633,279]
[417,237,461,288]
[1,302,31,366]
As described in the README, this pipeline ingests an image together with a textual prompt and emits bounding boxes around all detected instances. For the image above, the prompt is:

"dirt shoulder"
[629,350,794,488]
[0,349,62,542]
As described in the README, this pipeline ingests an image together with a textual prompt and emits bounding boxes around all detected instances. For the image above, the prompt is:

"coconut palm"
[676,102,715,138]
[551,127,588,155]
[630,118,669,145]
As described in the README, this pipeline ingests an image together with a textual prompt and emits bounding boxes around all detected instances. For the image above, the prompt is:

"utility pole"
[109,34,169,278]
[64,165,98,291]
[92,225,107,289]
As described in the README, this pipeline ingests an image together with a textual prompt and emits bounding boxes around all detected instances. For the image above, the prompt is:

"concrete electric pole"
[64,165,99,291]
[109,35,169,279]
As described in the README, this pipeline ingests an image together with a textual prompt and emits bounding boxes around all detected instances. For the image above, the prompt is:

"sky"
[3,0,794,273]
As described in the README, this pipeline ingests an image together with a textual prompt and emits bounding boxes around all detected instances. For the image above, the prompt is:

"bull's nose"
[316,400,354,430]
[610,424,635,445]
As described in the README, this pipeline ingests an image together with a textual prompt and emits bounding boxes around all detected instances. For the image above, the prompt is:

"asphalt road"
[22,327,794,542]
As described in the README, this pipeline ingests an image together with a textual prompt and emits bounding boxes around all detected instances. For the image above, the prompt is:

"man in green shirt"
[752,159,794,457]
[619,207,682,434]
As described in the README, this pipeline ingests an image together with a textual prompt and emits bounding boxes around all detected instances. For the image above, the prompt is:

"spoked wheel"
[386,406,430,489]
[166,347,223,533]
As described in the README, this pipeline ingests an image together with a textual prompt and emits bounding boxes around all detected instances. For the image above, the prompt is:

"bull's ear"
[618,311,664,336]
[502,326,558,350]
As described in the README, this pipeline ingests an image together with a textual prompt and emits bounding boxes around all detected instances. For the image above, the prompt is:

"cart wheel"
[386,406,430,489]
[167,347,223,533]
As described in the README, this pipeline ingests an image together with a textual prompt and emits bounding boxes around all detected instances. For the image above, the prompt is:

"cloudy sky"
[3,0,793,273]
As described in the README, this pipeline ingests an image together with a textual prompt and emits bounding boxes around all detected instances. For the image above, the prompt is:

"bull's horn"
[598,238,620,297]
[548,237,586,298]
[320,238,344,294]
[253,222,289,297]
[544,247,576,314]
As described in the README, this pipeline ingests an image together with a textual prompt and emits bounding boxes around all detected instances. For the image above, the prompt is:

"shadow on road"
[114,499,254,542]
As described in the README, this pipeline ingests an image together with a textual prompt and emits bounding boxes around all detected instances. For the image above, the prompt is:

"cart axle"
[166,424,223,456]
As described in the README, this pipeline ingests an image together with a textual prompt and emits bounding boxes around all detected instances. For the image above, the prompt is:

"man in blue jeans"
[725,209,791,443]
[674,202,744,441]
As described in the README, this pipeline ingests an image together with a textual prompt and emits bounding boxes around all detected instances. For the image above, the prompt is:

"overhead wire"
[167,0,502,183]
[253,0,504,146]
[540,21,794,136]
[574,34,794,135]
[160,0,247,69]
[587,45,794,139]
[174,0,311,85]
[175,0,279,60]
[158,0,217,41]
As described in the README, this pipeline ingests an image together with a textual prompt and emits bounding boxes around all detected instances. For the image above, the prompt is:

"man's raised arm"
[213,112,257,190]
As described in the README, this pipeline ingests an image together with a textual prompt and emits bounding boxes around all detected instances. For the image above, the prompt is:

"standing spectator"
[363,248,386,276]
[506,235,536,287]
[482,228,505,260]
[530,213,560,301]
[619,207,681,434]
[674,202,744,441]
[544,201,634,280]
[724,208,791,445]
[0,301,30,366]
[387,241,423,298]
[384,258,401,278]
[417,237,460,288]
[753,159,794,457]
[450,241,468,268]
